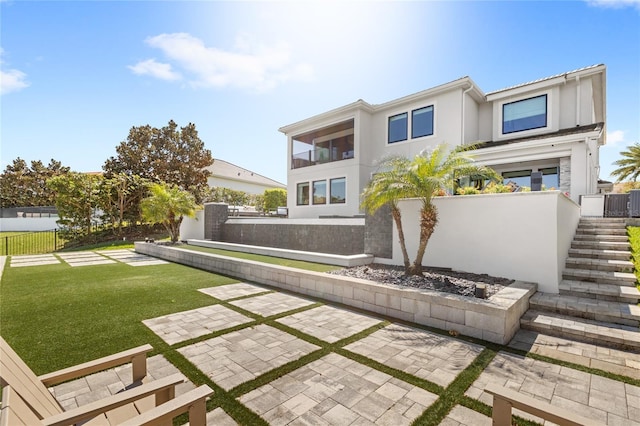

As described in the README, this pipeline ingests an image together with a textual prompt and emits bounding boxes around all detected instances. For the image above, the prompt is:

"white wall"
[380,192,580,293]
[208,177,281,196]
[179,210,204,240]
[0,217,59,232]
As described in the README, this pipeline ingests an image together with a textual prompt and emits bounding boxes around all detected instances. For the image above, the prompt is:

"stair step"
[576,227,628,235]
[565,257,634,272]
[574,234,629,242]
[563,268,637,286]
[520,310,640,351]
[529,293,640,326]
[568,248,631,261]
[579,218,628,224]
[559,280,640,303]
[571,240,631,251]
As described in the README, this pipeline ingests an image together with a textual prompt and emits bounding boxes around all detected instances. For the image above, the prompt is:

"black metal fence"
[1,230,62,256]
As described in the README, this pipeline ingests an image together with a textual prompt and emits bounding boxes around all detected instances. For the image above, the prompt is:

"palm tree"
[141,183,197,243]
[363,144,500,276]
[611,143,640,182]
[361,156,413,269]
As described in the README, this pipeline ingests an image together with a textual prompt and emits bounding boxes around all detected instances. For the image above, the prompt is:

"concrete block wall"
[135,242,537,344]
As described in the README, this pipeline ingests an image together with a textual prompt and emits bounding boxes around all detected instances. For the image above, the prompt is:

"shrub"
[456,186,480,195]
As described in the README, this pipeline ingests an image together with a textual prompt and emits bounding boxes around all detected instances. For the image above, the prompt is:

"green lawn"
[0,260,236,374]
[628,226,640,285]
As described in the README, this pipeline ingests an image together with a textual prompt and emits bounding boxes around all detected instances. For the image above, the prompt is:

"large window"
[412,105,434,138]
[388,113,408,143]
[502,94,547,134]
[541,167,559,189]
[330,177,346,204]
[312,180,326,204]
[296,182,309,205]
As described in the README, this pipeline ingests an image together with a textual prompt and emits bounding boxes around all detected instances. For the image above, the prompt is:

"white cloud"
[128,59,181,81]
[586,0,640,10]
[607,130,626,145]
[133,33,313,92]
[0,48,30,95]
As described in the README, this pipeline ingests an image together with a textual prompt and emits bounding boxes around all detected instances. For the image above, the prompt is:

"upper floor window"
[388,113,408,143]
[412,105,434,138]
[312,180,327,204]
[502,94,547,134]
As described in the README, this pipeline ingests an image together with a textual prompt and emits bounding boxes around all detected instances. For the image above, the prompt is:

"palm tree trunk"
[391,206,411,270]
[408,204,438,276]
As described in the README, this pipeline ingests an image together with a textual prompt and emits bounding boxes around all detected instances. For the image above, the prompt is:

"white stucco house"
[279,65,606,219]
[206,158,285,195]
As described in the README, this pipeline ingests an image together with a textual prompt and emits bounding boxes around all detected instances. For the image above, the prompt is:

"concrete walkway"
[44,280,640,425]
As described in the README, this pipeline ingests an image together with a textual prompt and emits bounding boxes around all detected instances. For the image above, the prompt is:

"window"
[312,180,327,204]
[502,94,547,134]
[330,177,346,204]
[388,113,408,143]
[502,170,532,188]
[296,182,309,205]
[541,167,559,189]
[412,106,434,138]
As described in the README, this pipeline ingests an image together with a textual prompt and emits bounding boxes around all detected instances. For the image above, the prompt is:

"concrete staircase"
[521,217,640,351]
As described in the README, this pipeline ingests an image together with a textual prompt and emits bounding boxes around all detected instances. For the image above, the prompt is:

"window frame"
[296,182,309,206]
[329,177,346,204]
[312,180,327,205]
[502,94,548,135]
[411,105,434,139]
[387,112,408,144]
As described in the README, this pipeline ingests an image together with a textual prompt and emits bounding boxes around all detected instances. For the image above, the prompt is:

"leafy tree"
[362,144,500,276]
[0,158,70,207]
[103,120,213,202]
[611,143,640,182]
[98,173,150,232]
[47,172,101,237]
[141,183,196,243]
[263,188,287,211]
[203,187,250,206]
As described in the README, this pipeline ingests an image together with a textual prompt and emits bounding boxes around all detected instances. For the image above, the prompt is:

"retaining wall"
[135,242,537,344]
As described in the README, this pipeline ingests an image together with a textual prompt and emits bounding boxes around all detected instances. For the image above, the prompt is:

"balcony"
[291,119,355,170]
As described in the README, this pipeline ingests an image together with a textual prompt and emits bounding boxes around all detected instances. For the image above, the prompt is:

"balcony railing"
[291,147,354,169]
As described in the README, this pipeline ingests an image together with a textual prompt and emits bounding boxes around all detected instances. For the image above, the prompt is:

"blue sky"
[1,0,639,185]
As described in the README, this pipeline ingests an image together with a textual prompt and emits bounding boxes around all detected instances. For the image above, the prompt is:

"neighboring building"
[206,158,285,195]
[279,65,606,218]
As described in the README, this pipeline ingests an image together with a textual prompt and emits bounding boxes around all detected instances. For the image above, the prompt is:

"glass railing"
[291,148,354,169]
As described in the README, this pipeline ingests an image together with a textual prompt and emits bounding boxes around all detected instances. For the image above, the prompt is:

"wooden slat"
[118,385,213,426]
[39,344,153,386]
[0,386,45,426]
[41,373,184,426]
[105,403,140,425]
[0,337,63,418]
[485,383,604,426]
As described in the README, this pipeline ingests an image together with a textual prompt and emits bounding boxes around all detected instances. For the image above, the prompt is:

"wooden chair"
[0,337,213,425]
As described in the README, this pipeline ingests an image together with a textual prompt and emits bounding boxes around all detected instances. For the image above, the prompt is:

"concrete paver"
[276,305,383,343]
[239,353,438,425]
[143,304,254,345]
[178,324,319,390]
[9,253,60,267]
[344,323,484,387]
[466,351,640,425]
[99,249,170,266]
[199,282,270,300]
[229,292,315,317]
[509,329,640,379]
[438,405,491,426]
[58,252,116,267]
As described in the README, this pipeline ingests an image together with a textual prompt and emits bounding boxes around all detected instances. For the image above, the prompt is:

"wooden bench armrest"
[38,344,153,386]
[42,373,183,426]
[119,385,214,426]
[485,383,604,426]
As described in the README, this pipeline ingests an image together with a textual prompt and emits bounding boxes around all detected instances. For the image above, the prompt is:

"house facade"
[279,65,606,219]
[206,158,285,195]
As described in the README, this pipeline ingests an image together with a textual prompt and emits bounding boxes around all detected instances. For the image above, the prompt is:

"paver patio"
[5,255,640,425]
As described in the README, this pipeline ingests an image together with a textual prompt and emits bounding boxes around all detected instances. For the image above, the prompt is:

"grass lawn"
[0,260,237,374]
[629,226,640,286]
